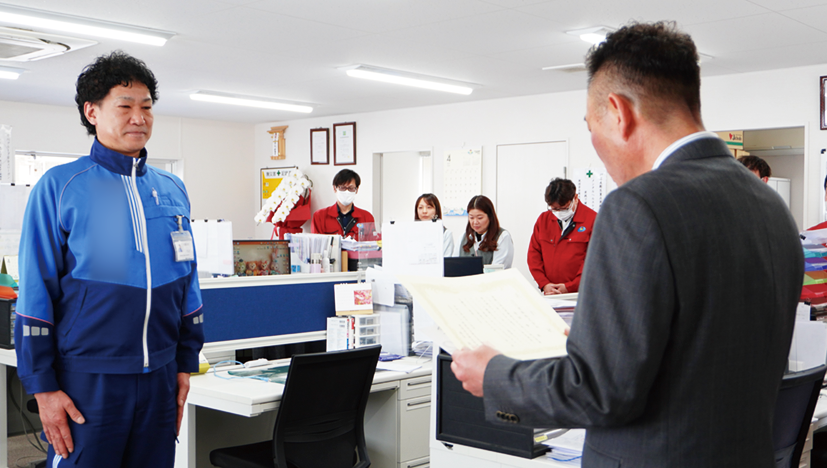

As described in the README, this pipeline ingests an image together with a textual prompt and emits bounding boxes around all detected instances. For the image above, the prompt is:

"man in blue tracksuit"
[15,51,204,467]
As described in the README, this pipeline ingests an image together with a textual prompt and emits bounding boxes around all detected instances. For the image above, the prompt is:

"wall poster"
[572,167,607,212]
[261,166,299,207]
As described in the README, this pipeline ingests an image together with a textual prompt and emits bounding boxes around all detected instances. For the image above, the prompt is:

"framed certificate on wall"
[821,76,827,130]
[310,128,329,165]
[334,122,356,165]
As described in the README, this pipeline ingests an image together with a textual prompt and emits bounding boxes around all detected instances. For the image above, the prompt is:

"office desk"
[0,273,360,467]
[805,390,827,468]
[431,441,573,468]
[175,356,433,468]
[434,392,827,468]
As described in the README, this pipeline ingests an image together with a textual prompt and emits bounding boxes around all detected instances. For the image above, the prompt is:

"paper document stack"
[341,239,380,251]
[799,228,827,301]
[542,429,585,466]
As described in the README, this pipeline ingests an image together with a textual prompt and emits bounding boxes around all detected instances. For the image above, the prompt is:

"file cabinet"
[365,373,432,468]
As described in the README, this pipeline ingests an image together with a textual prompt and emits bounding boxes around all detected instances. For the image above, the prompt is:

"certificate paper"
[398,269,569,360]
[310,128,329,165]
[334,122,356,165]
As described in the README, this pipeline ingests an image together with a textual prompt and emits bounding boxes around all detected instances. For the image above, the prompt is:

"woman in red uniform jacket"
[528,178,597,294]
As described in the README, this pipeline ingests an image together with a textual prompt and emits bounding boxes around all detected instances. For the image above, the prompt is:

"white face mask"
[336,190,356,207]
[551,198,576,222]
[552,208,574,222]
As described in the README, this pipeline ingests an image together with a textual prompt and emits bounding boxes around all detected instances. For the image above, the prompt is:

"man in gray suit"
[451,22,803,467]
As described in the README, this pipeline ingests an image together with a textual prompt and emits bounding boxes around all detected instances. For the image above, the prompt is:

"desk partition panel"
[200,280,347,342]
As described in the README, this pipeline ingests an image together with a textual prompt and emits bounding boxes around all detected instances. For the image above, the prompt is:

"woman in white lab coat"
[414,193,454,257]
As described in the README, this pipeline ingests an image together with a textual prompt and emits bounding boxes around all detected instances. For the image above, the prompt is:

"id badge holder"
[171,216,195,262]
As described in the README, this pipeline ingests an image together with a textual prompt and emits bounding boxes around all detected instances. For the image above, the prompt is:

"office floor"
[8,434,46,468]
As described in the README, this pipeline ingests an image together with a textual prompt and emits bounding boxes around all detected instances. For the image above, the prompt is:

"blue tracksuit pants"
[46,360,178,467]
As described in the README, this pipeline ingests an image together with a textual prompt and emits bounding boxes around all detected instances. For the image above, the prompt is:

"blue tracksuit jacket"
[15,139,205,395]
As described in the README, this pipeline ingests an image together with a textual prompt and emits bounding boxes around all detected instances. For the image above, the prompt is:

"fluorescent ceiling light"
[0,65,24,79]
[342,65,475,95]
[541,63,586,71]
[0,3,174,46]
[566,26,614,45]
[190,91,313,114]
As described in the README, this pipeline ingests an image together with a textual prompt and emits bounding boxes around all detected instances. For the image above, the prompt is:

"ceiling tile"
[778,5,827,33]
[745,0,827,11]
[487,40,592,70]
[175,6,369,52]
[704,40,827,73]
[478,0,554,8]
[516,0,769,28]
[685,12,827,55]
[385,9,570,56]
[0,0,825,123]
[244,0,504,34]
[277,34,472,73]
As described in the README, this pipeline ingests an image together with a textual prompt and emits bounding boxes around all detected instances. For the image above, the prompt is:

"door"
[496,142,568,284]
[379,151,433,226]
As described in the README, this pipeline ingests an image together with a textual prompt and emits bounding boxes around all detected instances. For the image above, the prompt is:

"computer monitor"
[444,257,484,277]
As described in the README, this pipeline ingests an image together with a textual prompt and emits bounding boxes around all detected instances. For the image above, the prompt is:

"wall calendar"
[443,147,482,216]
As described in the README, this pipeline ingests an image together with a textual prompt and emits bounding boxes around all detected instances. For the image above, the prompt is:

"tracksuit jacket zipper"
[131,159,152,371]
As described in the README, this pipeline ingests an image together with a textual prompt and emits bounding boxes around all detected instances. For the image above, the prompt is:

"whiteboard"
[0,125,10,184]
[496,141,568,285]
[0,183,32,259]
[191,220,234,275]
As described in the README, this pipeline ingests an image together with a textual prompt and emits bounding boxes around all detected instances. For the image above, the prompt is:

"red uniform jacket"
[808,221,827,231]
[310,204,375,237]
[527,204,597,292]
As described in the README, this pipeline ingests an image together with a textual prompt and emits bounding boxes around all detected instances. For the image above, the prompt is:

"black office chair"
[210,345,382,468]
[772,364,827,468]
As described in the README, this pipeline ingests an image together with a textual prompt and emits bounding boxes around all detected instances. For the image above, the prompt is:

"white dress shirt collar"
[651,131,721,170]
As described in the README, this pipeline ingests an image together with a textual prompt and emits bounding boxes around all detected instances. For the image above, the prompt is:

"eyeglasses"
[336,185,357,192]
[549,199,575,212]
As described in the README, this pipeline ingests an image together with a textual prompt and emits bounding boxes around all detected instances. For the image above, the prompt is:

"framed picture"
[333,122,357,165]
[310,128,329,165]
[821,76,827,130]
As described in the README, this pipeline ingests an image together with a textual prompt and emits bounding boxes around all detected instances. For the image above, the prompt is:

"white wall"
[254,90,598,239]
[702,65,827,230]
[0,100,257,238]
[256,62,827,239]
[7,60,827,243]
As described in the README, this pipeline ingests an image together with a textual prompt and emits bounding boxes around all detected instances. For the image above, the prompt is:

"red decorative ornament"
[267,190,312,240]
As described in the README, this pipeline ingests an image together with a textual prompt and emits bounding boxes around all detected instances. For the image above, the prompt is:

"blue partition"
[201,280,347,342]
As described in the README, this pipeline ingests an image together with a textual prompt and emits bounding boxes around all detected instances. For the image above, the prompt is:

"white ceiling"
[2,0,827,124]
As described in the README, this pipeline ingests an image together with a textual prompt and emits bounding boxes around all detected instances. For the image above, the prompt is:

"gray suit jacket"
[484,137,804,467]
